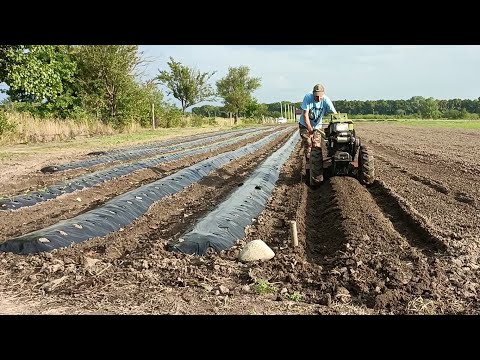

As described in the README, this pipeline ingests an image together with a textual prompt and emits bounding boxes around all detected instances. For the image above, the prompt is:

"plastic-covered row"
[0,128,292,255]
[40,127,261,173]
[169,130,299,255]
[0,128,273,211]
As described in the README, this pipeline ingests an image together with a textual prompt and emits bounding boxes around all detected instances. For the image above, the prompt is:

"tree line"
[0,45,262,130]
[194,96,480,120]
[1,45,479,134]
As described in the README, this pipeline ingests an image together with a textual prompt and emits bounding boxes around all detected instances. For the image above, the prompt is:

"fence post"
[151,103,155,129]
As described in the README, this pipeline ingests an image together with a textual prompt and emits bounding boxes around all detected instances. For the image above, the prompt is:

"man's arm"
[303,110,313,133]
[302,95,313,133]
[326,97,337,114]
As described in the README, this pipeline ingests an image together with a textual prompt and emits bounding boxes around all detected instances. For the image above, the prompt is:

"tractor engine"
[324,115,358,175]
[306,113,374,187]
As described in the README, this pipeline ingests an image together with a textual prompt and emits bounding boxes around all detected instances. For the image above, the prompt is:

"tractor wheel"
[358,145,375,186]
[355,137,361,155]
[309,147,324,186]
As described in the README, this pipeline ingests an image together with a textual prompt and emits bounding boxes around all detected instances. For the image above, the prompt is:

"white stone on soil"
[238,239,275,262]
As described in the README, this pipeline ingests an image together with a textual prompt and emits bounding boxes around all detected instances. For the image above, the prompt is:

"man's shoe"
[311,174,323,184]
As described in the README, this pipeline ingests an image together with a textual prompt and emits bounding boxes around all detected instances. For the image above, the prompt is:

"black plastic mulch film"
[169,130,299,255]
[39,128,262,173]
[0,128,272,211]
[0,128,292,255]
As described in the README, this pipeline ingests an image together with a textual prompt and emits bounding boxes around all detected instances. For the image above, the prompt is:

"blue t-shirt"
[298,93,336,129]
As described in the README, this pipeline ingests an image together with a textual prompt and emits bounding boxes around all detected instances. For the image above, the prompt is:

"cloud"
[139,45,480,105]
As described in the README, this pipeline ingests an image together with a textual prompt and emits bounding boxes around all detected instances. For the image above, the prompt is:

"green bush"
[191,114,204,127]
[71,108,96,123]
[157,106,182,128]
[0,111,17,136]
[442,109,464,119]
[207,117,218,126]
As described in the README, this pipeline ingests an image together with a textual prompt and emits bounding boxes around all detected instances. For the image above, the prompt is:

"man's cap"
[313,84,325,96]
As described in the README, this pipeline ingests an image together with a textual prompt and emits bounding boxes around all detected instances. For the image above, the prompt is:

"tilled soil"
[1,123,479,315]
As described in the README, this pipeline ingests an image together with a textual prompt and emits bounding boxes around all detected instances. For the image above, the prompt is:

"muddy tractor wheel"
[358,145,375,186]
[309,147,323,186]
[302,151,311,186]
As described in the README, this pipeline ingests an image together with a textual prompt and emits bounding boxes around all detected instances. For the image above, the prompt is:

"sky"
[2,45,480,109]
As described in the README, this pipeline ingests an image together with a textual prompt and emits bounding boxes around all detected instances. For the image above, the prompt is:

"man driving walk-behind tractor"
[298,84,375,187]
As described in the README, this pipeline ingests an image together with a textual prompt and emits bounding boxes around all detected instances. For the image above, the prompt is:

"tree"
[118,79,165,128]
[216,66,261,124]
[0,45,77,108]
[409,96,425,116]
[156,57,216,113]
[203,105,218,117]
[72,45,146,125]
[245,98,268,119]
[420,97,441,119]
[0,46,20,82]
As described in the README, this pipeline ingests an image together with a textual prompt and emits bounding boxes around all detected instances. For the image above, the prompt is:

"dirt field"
[1,122,479,315]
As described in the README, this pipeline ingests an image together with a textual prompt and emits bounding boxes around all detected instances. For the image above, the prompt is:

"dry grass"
[0,113,276,146]
[330,301,376,315]
[1,112,116,145]
[406,296,438,315]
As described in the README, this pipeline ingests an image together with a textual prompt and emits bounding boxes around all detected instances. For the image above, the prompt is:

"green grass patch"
[353,119,480,129]
[356,119,480,129]
[286,292,303,302]
[252,279,278,295]
[396,120,480,129]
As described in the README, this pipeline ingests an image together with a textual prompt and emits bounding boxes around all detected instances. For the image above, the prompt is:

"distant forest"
[192,96,480,120]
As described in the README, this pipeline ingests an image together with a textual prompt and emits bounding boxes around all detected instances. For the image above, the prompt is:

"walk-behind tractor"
[304,113,375,186]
